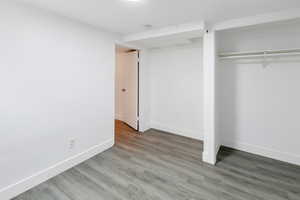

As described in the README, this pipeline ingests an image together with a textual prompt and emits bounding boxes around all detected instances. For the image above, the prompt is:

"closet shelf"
[219,48,300,59]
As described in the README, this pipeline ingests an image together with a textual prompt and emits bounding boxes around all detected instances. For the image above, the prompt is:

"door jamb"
[115,44,140,132]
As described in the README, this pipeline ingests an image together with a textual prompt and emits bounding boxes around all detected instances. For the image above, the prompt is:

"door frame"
[137,50,140,131]
[115,44,140,131]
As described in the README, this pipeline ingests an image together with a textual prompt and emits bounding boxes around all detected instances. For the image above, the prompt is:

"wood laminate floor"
[14,120,300,200]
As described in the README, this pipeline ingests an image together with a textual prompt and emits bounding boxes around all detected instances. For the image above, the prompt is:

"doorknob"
[122,88,126,92]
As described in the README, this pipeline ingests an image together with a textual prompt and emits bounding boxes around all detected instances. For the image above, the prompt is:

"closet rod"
[219,48,300,59]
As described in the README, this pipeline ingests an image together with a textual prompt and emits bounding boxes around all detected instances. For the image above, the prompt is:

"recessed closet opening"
[216,19,300,165]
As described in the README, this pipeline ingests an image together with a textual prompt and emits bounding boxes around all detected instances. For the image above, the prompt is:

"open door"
[120,51,139,130]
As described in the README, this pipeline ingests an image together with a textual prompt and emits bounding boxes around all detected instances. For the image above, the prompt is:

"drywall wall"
[217,20,300,165]
[147,44,204,140]
[0,1,116,198]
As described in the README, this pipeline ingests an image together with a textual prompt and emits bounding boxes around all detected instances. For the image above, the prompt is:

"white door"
[121,51,139,130]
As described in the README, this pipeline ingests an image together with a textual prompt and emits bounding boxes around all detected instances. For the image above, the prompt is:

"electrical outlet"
[69,139,76,150]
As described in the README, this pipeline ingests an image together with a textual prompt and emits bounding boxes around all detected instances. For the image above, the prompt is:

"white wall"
[147,44,204,140]
[0,1,116,198]
[217,20,300,165]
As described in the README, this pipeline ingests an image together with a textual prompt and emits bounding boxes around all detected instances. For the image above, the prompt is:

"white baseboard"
[150,121,203,140]
[202,145,220,165]
[115,114,123,121]
[202,151,217,165]
[222,140,300,166]
[0,139,114,200]
[139,125,151,133]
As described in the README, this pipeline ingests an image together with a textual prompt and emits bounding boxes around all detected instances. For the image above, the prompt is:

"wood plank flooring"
[14,121,300,200]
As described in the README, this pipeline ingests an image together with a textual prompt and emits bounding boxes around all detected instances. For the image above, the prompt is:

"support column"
[202,29,217,165]
[138,49,150,132]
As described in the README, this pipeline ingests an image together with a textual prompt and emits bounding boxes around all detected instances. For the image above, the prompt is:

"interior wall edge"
[0,139,114,200]
[215,144,221,158]
[221,139,300,166]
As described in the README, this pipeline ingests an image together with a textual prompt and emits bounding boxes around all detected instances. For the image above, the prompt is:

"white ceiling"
[19,0,300,35]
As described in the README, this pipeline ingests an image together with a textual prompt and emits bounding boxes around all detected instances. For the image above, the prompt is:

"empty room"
[1,0,300,199]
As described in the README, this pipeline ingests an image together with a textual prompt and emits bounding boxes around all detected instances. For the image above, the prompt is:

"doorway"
[115,46,140,132]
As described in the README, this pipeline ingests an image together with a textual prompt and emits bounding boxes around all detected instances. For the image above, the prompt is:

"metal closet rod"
[219,48,300,59]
